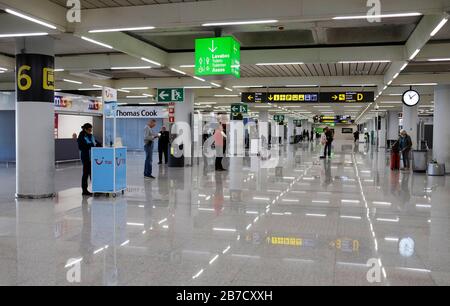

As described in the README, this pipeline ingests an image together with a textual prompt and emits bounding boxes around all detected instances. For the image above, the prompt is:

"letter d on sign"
[66,258,81,283]
[66,0,81,23]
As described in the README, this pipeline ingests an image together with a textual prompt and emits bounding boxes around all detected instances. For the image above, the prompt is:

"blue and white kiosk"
[91,87,127,196]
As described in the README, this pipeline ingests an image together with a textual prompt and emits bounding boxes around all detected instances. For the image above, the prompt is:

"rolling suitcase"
[391,152,400,170]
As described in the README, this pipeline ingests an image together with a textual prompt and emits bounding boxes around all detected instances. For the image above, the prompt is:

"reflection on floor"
[0,141,449,286]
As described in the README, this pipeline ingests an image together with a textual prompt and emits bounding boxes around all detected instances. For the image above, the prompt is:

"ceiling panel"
[50,0,212,9]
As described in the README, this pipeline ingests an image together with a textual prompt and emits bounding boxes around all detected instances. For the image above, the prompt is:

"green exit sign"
[195,37,240,78]
[273,115,285,122]
[231,104,248,114]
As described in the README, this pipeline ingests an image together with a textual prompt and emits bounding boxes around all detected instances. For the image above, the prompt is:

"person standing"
[158,126,170,165]
[399,129,413,170]
[77,123,99,196]
[214,123,227,171]
[310,130,314,142]
[321,127,334,159]
[144,120,159,179]
[353,130,360,143]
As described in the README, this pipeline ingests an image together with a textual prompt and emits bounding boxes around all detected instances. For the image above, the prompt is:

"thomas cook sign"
[110,106,169,119]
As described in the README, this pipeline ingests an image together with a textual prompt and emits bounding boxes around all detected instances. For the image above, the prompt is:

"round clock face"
[399,237,415,257]
[402,90,420,107]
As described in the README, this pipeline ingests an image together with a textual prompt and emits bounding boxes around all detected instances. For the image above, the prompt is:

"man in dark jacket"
[158,126,170,165]
[399,129,413,170]
[324,127,334,158]
[77,123,99,196]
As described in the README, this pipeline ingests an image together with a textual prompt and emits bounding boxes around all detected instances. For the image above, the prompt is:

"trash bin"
[427,162,445,176]
[412,150,428,173]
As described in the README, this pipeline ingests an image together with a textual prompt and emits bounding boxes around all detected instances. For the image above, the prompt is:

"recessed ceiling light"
[0,32,48,38]
[6,9,57,29]
[89,26,155,33]
[81,36,113,49]
[202,20,278,26]
[333,12,421,20]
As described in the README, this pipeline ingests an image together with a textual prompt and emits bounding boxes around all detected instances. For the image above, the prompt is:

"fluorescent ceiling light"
[126,95,151,98]
[393,72,400,79]
[0,32,48,38]
[400,63,408,71]
[63,79,82,84]
[0,67,7,71]
[197,102,217,105]
[210,82,221,87]
[54,68,64,72]
[428,58,450,62]
[232,85,263,88]
[141,57,161,67]
[213,228,237,232]
[193,76,206,82]
[333,12,421,20]
[184,86,213,89]
[380,101,402,104]
[78,88,102,91]
[93,84,102,88]
[81,36,113,49]
[202,20,278,26]
[180,64,195,68]
[121,87,149,90]
[89,26,155,33]
[224,87,233,92]
[430,18,448,36]
[409,48,421,60]
[339,60,390,64]
[170,68,186,75]
[401,83,437,86]
[117,89,130,93]
[256,62,304,66]
[111,66,152,70]
[6,9,57,29]
[341,84,377,87]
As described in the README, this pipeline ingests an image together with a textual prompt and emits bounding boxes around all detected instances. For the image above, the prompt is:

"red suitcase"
[391,152,400,170]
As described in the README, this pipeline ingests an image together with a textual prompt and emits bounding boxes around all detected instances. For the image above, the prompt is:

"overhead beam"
[76,0,450,31]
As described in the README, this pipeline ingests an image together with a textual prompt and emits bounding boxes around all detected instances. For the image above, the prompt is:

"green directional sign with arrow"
[195,37,241,78]
[273,114,285,122]
[157,88,184,103]
[231,103,248,114]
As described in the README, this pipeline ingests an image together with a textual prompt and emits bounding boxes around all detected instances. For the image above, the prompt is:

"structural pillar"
[15,36,55,198]
[387,111,400,142]
[287,117,294,144]
[433,85,450,172]
[173,89,194,166]
[402,104,418,150]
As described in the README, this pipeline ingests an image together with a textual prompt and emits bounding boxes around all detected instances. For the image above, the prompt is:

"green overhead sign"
[231,104,248,114]
[157,88,184,103]
[273,114,285,122]
[195,37,240,78]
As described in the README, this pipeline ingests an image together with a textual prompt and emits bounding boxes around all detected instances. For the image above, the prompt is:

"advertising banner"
[111,106,169,119]
[54,94,103,114]
[92,148,115,192]
[115,147,127,191]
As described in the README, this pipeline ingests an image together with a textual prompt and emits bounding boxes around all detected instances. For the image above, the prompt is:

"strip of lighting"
[63,79,82,84]
[81,36,113,49]
[333,12,421,20]
[430,18,448,36]
[306,213,327,217]
[210,82,221,87]
[6,9,57,29]
[214,94,240,97]
[53,68,64,72]
[184,86,213,89]
[224,87,233,92]
[285,84,318,87]
[256,62,304,66]
[202,20,278,26]
[126,95,151,98]
[213,228,237,232]
[0,32,48,38]
[141,57,161,67]
[409,48,421,60]
[339,60,391,64]
[170,68,186,75]
[117,89,131,93]
[232,85,264,88]
[428,58,450,61]
[121,87,149,90]
[89,26,155,33]
[400,62,408,71]
[78,88,102,91]
[180,64,195,68]
[193,76,206,82]
[340,215,362,220]
[0,67,7,71]
[111,66,152,70]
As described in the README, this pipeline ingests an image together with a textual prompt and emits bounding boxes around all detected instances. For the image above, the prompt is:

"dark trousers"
[324,142,332,157]
[82,159,91,193]
[402,149,411,168]
[159,145,169,163]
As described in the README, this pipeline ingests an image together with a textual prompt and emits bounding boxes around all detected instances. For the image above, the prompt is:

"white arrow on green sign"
[157,88,184,103]
[231,104,248,114]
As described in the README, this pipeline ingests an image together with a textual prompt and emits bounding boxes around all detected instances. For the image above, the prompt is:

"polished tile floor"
[0,141,449,286]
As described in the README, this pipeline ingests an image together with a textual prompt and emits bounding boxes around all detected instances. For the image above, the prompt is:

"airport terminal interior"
[1,0,450,286]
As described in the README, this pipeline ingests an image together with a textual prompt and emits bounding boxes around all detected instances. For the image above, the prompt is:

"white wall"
[57,115,93,139]
[332,124,357,141]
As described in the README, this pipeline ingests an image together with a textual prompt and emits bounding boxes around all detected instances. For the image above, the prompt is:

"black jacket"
[158,131,170,148]
[77,131,97,162]
[325,130,334,143]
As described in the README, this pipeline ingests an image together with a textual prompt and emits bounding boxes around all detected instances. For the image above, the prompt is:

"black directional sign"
[241,92,374,103]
